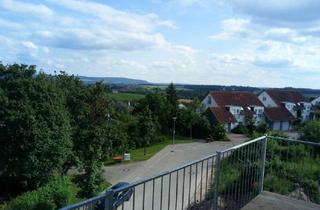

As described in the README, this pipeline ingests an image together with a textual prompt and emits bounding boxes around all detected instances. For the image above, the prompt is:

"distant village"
[198,90,320,132]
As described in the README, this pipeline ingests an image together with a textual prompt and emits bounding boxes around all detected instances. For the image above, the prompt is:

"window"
[262,97,267,101]
[208,96,212,105]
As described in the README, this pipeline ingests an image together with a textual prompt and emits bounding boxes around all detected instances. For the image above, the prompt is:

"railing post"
[213,151,222,210]
[258,135,267,193]
[104,189,114,210]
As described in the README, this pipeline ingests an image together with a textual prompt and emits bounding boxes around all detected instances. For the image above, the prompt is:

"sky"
[1,0,320,88]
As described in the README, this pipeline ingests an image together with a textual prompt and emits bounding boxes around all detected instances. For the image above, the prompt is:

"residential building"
[258,90,312,122]
[311,96,320,106]
[202,91,264,132]
[264,107,295,131]
[177,99,193,109]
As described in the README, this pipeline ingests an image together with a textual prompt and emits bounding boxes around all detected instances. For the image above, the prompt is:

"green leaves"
[302,120,320,143]
[0,71,72,190]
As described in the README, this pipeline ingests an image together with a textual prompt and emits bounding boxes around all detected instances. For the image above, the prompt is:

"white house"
[202,91,265,131]
[311,96,320,106]
[258,90,311,123]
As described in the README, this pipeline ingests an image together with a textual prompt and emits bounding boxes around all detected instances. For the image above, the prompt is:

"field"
[110,92,145,101]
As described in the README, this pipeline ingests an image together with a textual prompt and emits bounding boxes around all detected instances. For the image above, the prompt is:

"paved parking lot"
[103,136,248,210]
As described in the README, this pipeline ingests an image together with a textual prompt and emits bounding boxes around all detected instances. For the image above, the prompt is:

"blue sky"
[1,0,320,88]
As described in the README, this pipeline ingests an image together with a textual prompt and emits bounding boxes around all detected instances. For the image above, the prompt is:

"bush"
[211,124,228,141]
[4,177,79,210]
[231,124,248,134]
[302,120,320,143]
[255,123,268,134]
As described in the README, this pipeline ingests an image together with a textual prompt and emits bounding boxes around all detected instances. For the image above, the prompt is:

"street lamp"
[172,116,177,145]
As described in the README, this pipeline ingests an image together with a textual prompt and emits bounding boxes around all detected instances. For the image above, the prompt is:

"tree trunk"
[190,125,192,139]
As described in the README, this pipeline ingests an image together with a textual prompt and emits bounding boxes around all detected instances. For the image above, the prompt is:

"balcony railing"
[60,136,320,210]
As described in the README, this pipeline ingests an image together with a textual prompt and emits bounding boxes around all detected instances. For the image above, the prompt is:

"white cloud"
[210,18,250,40]
[0,0,54,17]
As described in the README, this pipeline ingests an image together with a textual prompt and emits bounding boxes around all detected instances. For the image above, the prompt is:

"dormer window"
[208,96,212,105]
[262,97,266,101]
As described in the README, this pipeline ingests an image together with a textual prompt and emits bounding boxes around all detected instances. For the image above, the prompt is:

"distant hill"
[79,76,149,85]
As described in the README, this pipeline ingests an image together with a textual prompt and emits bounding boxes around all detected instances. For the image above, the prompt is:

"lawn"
[104,136,194,165]
[110,92,145,101]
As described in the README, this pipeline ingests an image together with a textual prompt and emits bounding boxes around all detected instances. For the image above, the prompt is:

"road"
[103,136,247,210]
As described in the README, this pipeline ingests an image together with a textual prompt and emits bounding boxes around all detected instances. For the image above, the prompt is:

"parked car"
[95,182,133,210]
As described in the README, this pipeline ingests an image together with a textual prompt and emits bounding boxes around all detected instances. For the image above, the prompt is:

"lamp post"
[172,116,177,145]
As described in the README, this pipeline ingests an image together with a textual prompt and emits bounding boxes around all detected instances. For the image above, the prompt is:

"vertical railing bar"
[224,151,230,209]
[238,146,245,209]
[248,141,255,201]
[152,179,155,210]
[255,139,262,195]
[142,183,146,210]
[236,145,241,209]
[175,170,179,210]
[194,162,198,204]
[206,158,209,194]
[218,152,223,209]
[210,156,215,208]
[200,160,204,202]
[181,167,186,210]
[168,172,172,210]
[243,143,249,204]
[213,151,221,210]
[258,136,267,193]
[132,187,135,210]
[188,165,192,208]
[160,176,163,210]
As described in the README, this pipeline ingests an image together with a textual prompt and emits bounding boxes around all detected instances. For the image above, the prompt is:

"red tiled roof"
[209,107,236,124]
[265,90,306,106]
[264,107,295,122]
[210,91,263,107]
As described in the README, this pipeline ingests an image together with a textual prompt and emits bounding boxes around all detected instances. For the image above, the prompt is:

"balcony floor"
[242,191,320,210]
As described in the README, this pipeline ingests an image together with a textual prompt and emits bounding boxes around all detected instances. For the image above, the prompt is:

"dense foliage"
[1,177,79,210]
[0,63,215,207]
[301,120,320,143]
[0,66,72,193]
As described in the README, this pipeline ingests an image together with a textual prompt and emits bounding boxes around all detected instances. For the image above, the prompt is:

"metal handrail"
[113,153,217,193]
[59,194,105,210]
[60,135,320,210]
[268,136,320,147]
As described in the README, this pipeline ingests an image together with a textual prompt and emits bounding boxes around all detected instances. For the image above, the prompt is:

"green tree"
[134,93,169,133]
[75,82,113,197]
[302,120,320,143]
[137,107,157,155]
[178,99,202,138]
[0,68,72,191]
[166,83,178,117]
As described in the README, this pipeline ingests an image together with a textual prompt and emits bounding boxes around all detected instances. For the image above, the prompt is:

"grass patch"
[104,136,194,165]
[110,93,145,101]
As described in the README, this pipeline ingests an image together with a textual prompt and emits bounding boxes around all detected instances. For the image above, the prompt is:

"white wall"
[253,106,265,124]
[201,94,218,109]
[258,91,277,107]
[271,121,290,131]
[301,102,312,122]
[283,102,297,118]
[311,97,320,106]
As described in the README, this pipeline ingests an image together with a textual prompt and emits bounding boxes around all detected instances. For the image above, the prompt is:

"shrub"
[4,177,79,210]
[255,123,268,134]
[211,124,228,141]
[302,120,320,143]
[231,124,248,134]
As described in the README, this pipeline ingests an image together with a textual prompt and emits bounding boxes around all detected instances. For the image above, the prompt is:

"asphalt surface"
[103,135,248,210]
